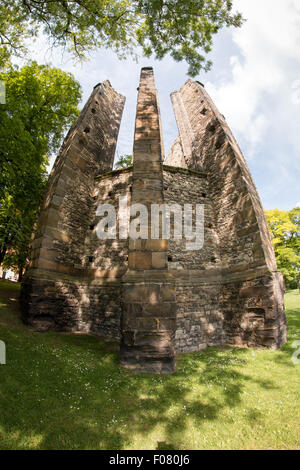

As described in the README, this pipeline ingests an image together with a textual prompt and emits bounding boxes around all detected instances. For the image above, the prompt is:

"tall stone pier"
[120,68,176,373]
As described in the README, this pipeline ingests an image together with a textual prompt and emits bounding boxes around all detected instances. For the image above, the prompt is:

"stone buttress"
[21,81,126,334]
[120,68,176,373]
[166,80,286,350]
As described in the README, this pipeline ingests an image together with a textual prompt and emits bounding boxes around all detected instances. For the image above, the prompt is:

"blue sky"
[24,0,300,211]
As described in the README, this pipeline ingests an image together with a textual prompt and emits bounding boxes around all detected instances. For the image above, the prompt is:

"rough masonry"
[21,68,287,373]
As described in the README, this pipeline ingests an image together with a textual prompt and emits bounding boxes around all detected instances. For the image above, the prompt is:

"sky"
[21,0,300,211]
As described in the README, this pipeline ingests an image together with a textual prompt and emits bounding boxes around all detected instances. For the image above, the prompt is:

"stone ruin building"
[21,67,287,373]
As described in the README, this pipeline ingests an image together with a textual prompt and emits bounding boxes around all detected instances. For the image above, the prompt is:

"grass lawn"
[0,279,299,450]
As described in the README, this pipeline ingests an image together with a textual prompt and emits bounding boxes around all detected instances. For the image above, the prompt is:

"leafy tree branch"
[0,0,244,75]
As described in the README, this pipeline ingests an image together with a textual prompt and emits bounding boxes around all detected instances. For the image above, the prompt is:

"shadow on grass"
[0,283,297,450]
[0,280,22,328]
[0,325,278,450]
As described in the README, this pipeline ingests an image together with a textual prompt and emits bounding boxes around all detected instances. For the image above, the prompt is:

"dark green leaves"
[0,61,81,275]
[0,0,244,76]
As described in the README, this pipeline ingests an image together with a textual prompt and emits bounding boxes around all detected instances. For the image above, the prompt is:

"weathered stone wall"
[175,280,224,353]
[164,136,185,167]
[21,272,123,339]
[30,80,125,274]
[163,166,221,271]
[174,269,286,353]
[173,80,276,272]
[86,168,132,276]
[221,272,286,349]
[169,91,194,167]
[168,79,286,350]
[162,166,223,352]
[21,81,126,336]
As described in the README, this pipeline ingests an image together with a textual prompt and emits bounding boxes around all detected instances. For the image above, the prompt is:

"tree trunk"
[0,246,7,265]
[18,266,24,283]
[0,229,11,266]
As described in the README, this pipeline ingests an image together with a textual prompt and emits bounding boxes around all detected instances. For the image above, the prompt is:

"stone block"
[123,285,160,303]
[143,302,176,318]
[152,252,167,269]
[134,152,162,162]
[46,207,61,228]
[128,252,152,270]
[160,286,176,302]
[145,239,168,251]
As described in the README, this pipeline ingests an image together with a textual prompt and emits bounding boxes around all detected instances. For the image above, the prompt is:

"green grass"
[0,279,299,450]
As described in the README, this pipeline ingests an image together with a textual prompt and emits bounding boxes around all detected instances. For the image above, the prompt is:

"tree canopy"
[0,0,244,76]
[265,208,300,288]
[0,61,81,279]
[115,154,133,168]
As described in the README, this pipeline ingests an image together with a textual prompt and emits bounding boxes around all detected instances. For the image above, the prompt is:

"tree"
[0,195,38,282]
[0,0,244,76]
[265,208,300,288]
[115,154,133,168]
[0,61,81,279]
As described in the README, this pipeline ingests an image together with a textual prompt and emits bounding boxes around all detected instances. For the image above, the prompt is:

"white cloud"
[206,0,300,148]
[291,79,300,105]
[203,0,300,210]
